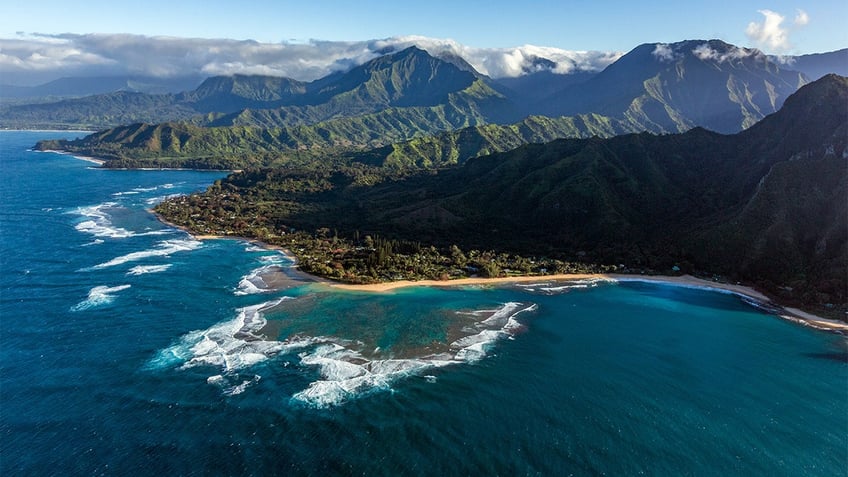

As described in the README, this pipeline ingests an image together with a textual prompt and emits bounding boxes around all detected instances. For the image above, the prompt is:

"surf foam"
[73,202,171,238]
[71,284,131,311]
[92,239,201,269]
[234,264,283,295]
[151,299,537,408]
[126,264,172,275]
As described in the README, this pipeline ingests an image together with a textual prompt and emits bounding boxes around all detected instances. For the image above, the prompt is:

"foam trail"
[293,302,538,407]
[73,202,134,238]
[292,346,454,408]
[451,302,537,363]
[515,278,615,294]
[147,297,297,372]
[145,194,181,206]
[71,284,131,311]
[126,264,172,275]
[73,202,171,238]
[91,239,201,269]
[234,264,281,295]
[151,298,538,407]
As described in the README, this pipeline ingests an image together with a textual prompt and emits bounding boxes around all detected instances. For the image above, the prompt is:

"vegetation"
[34,113,638,170]
[8,40,813,138]
[537,40,808,133]
[153,75,848,320]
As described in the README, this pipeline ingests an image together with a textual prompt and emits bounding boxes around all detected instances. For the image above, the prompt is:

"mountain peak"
[643,39,766,65]
[742,73,848,143]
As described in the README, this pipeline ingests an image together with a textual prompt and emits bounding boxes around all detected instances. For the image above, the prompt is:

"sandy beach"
[158,219,847,334]
[329,273,847,333]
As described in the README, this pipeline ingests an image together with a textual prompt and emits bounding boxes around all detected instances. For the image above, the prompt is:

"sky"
[2,1,846,85]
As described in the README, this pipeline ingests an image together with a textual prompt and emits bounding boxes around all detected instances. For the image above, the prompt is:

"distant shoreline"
[2,129,95,133]
[41,148,240,172]
[162,222,847,334]
[36,149,106,165]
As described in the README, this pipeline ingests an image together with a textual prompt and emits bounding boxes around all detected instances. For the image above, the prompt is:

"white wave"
[147,298,297,372]
[150,298,537,407]
[126,264,172,275]
[91,239,201,269]
[73,202,134,238]
[294,302,537,407]
[259,254,287,263]
[206,374,262,396]
[145,194,182,206]
[111,191,140,196]
[71,284,131,311]
[292,346,454,408]
[450,302,537,363]
[73,202,171,238]
[234,264,282,295]
[517,278,616,295]
[81,239,104,247]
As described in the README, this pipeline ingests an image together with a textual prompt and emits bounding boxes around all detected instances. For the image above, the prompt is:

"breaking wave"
[73,202,170,238]
[516,277,616,294]
[126,264,172,275]
[91,239,201,269]
[149,298,537,408]
[71,284,131,311]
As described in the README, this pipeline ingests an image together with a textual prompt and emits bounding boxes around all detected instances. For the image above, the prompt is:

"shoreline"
[329,273,848,333]
[153,216,315,283]
[40,148,240,172]
[152,217,847,334]
[37,149,106,165]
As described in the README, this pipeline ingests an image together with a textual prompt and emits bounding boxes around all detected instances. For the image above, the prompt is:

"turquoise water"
[1,130,846,475]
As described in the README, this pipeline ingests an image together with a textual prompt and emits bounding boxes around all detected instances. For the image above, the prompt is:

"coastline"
[154,216,317,283]
[328,273,848,333]
[38,149,105,165]
[152,215,847,334]
[40,148,241,172]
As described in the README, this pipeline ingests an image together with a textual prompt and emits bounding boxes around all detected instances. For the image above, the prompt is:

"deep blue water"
[1,130,846,476]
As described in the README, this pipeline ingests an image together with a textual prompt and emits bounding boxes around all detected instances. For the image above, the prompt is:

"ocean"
[1,130,846,476]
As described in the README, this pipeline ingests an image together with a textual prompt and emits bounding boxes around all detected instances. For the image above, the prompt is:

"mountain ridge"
[154,74,848,313]
[7,40,845,135]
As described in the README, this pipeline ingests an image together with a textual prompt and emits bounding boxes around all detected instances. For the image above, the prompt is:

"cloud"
[652,43,680,62]
[745,9,809,52]
[373,35,622,78]
[0,33,622,87]
[692,43,761,63]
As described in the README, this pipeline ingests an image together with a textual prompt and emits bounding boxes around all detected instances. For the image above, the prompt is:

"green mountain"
[538,40,808,133]
[157,75,847,310]
[3,47,516,130]
[6,40,826,135]
[34,111,638,170]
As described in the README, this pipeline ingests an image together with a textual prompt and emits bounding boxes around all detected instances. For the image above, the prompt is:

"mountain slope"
[2,46,517,130]
[785,49,848,80]
[159,75,847,310]
[0,75,204,100]
[538,40,808,133]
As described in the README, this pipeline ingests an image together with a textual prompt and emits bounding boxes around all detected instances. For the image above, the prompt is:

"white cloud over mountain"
[745,9,809,52]
[0,33,622,86]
